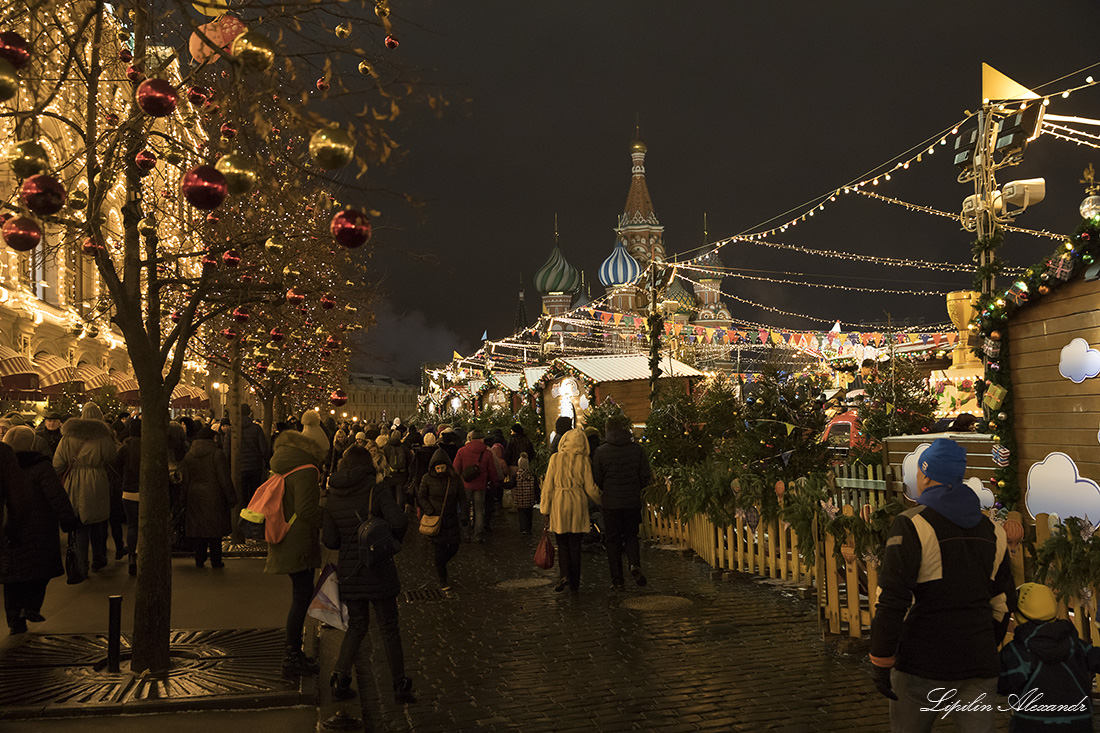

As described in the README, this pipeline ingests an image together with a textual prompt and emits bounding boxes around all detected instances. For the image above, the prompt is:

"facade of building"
[342,372,419,424]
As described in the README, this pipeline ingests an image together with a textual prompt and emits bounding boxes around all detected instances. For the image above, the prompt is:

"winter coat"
[35,424,62,458]
[322,464,407,601]
[503,433,535,468]
[999,618,1100,732]
[513,466,537,509]
[592,427,653,510]
[549,416,573,454]
[453,440,500,493]
[264,430,325,575]
[540,429,602,534]
[180,439,236,538]
[1,450,78,583]
[53,417,117,524]
[116,435,141,501]
[408,444,436,498]
[382,434,410,480]
[417,448,463,545]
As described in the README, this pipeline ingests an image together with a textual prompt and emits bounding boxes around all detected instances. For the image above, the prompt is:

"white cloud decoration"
[1026,452,1100,529]
[1058,338,1100,384]
[964,476,996,510]
[901,443,932,501]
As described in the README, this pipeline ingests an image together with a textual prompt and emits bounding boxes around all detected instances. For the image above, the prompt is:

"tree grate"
[403,588,446,603]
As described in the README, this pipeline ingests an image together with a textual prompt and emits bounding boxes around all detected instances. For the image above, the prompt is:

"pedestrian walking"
[264,427,325,677]
[417,447,463,591]
[869,437,1014,731]
[34,412,62,458]
[549,416,573,455]
[237,404,270,508]
[540,428,602,594]
[2,429,78,634]
[452,430,499,542]
[503,423,535,481]
[999,582,1100,732]
[115,417,141,576]
[513,453,538,534]
[592,415,652,590]
[180,427,235,568]
[322,445,415,710]
[52,402,117,574]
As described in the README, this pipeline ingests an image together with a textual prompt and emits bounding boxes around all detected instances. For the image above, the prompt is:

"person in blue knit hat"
[868,437,1016,731]
[999,582,1100,732]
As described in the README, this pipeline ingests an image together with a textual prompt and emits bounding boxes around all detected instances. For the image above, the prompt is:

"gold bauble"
[67,189,88,210]
[138,216,158,236]
[191,0,227,17]
[308,127,355,169]
[265,234,285,256]
[358,60,373,76]
[0,58,18,103]
[6,140,50,179]
[214,151,261,195]
[335,21,352,39]
[230,32,275,73]
[375,3,390,18]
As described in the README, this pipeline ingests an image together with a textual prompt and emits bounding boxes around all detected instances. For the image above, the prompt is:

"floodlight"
[994,102,1045,158]
[954,117,981,170]
[1001,178,1045,208]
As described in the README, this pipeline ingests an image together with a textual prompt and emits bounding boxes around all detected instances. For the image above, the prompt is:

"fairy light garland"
[1040,123,1100,151]
[674,262,954,296]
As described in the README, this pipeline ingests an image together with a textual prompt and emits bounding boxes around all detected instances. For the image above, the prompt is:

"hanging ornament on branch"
[2,216,42,252]
[308,127,355,169]
[180,165,228,210]
[0,32,30,69]
[330,208,371,248]
[214,152,260,195]
[231,32,275,73]
[6,140,49,179]
[135,78,179,117]
[20,175,66,216]
[0,58,18,103]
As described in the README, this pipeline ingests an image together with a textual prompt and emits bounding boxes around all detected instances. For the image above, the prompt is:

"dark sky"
[354,1,1100,380]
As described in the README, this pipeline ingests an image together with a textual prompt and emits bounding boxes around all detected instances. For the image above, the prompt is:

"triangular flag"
[885,402,895,415]
[481,330,487,341]
[982,62,1039,102]
[452,351,462,360]
[830,320,841,333]
[784,423,795,435]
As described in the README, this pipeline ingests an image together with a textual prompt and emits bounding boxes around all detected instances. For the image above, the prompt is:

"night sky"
[354,1,1100,380]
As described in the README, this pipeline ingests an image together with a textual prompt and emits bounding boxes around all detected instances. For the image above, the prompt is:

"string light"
[706,235,980,273]
[675,262,957,295]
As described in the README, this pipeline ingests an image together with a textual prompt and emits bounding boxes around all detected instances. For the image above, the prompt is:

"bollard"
[107,595,122,673]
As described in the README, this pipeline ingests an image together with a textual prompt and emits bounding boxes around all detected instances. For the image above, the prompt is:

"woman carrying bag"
[540,428,602,594]
[416,447,463,592]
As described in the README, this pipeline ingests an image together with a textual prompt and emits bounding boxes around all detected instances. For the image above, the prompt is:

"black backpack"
[356,487,401,569]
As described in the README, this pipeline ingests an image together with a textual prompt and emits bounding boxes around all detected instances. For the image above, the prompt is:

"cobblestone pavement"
[322,510,895,732]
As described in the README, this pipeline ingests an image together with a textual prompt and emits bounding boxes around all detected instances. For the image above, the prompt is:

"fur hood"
[273,429,327,466]
[301,410,321,427]
[59,417,113,442]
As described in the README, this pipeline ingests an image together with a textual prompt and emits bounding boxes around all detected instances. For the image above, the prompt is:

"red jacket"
[452,440,499,492]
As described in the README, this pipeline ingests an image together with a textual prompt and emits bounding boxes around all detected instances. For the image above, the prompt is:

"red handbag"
[534,525,555,569]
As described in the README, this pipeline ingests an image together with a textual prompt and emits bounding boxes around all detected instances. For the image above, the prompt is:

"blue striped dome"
[598,241,641,287]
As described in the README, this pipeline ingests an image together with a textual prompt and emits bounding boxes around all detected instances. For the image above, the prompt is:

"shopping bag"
[65,533,87,585]
[534,526,555,570]
[307,562,349,630]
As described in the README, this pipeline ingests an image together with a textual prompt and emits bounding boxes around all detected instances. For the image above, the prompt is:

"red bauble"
[221,327,238,341]
[239,273,253,283]
[20,175,66,216]
[384,34,399,49]
[286,287,305,306]
[326,335,342,350]
[134,149,158,171]
[135,78,179,117]
[320,348,332,357]
[316,78,329,91]
[105,112,120,126]
[330,208,371,248]
[0,31,30,69]
[201,252,219,270]
[170,310,182,323]
[119,49,133,63]
[180,165,228,210]
[298,306,309,315]
[126,65,145,83]
[330,389,348,407]
[320,294,336,310]
[206,212,219,225]
[269,327,284,342]
[255,361,268,373]
[203,100,220,117]
[219,122,237,138]
[2,215,42,252]
[232,306,249,322]
[222,249,240,267]
[187,86,209,106]
[81,237,105,257]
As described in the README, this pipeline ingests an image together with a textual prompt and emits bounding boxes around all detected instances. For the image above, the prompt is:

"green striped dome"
[534,244,580,295]
[665,276,696,315]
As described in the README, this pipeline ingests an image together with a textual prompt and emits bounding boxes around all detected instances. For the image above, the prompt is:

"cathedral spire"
[514,273,528,333]
[617,126,664,266]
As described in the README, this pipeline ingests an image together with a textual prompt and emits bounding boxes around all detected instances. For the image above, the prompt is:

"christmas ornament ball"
[269,327,284,342]
[221,327,237,341]
[335,22,351,39]
[6,140,50,179]
[179,165,228,210]
[67,189,87,210]
[231,32,275,73]
[330,389,348,407]
[135,78,179,117]
[134,149,158,171]
[997,480,1006,489]
[316,77,329,91]
[384,34,399,49]
[330,208,371,248]
[232,306,249,323]
[286,287,305,306]
[214,152,260,195]
[0,31,30,69]
[138,216,157,237]
[20,174,66,216]
[320,294,336,309]
[187,86,209,106]
[0,57,18,103]
[989,330,1001,341]
[358,60,372,75]
[375,3,390,17]
[2,215,42,252]
[222,249,241,267]
[264,235,285,256]
[81,237,105,257]
[308,127,355,169]
[219,122,237,139]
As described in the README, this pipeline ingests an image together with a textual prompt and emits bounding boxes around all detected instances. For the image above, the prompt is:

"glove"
[870,665,897,700]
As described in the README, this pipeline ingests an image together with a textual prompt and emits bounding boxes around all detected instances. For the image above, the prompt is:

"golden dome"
[631,138,647,154]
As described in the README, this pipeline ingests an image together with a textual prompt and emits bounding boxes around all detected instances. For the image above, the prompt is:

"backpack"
[460,463,481,481]
[356,487,401,568]
[239,464,318,543]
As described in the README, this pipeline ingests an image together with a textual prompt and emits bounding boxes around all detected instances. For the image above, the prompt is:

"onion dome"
[598,241,641,287]
[664,276,696,315]
[534,244,580,295]
[695,248,724,271]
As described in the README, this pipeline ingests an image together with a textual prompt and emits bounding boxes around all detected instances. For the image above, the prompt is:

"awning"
[0,345,38,392]
[109,370,141,404]
[190,386,210,408]
[33,354,83,395]
[171,384,209,409]
[76,363,111,393]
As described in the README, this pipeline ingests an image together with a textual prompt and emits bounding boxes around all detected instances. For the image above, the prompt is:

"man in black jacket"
[592,415,652,590]
[868,437,1013,731]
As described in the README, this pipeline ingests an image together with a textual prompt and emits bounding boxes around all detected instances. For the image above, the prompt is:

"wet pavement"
[2,506,1080,731]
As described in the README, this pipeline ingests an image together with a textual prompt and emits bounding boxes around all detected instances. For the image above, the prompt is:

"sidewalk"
[0,509,1062,731]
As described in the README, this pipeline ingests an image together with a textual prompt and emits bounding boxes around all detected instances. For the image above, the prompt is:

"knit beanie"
[424,432,438,446]
[919,438,967,487]
[517,453,529,472]
[3,425,36,452]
